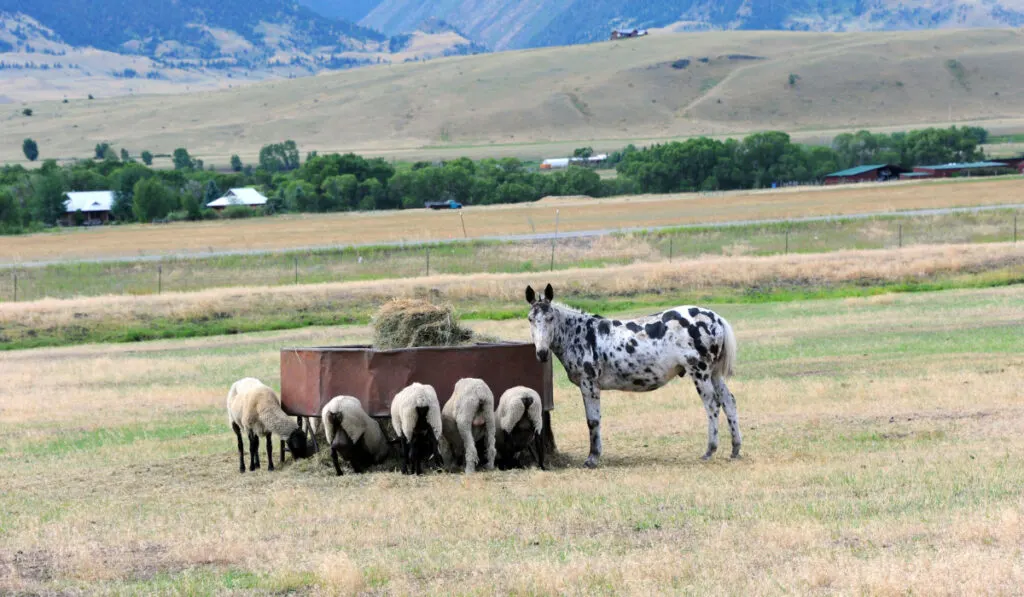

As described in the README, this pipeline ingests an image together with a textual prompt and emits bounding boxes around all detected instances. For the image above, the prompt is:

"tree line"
[2,126,995,233]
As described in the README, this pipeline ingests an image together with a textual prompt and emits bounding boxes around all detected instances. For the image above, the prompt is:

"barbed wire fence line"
[2,210,1020,303]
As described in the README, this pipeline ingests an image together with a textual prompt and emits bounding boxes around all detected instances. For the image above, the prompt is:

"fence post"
[460,212,467,238]
[785,229,789,254]
[158,265,162,294]
[1015,214,1018,243]
[12,271,16,302]
[898,224,903,249]
[294,257,298,284]
[426,247,430,276]
[550,209,560,272]
[669,237,674,262]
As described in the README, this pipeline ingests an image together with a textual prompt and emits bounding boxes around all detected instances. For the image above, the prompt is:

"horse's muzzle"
[536,349,550,363]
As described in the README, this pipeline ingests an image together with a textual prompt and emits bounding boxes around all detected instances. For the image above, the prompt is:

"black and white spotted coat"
[526,284,741,468]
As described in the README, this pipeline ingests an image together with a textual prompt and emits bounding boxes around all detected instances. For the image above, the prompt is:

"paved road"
[6,203,1023,269]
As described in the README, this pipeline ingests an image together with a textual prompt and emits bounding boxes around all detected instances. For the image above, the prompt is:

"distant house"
[63,191,115,225]
[910,161,1012,179]
[822,164,907,185]
[206,188,268,211]
[540,154,608,170]
[610,28,648,40]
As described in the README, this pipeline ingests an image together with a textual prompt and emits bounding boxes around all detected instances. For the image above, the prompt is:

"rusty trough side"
[280,342,556,453]
[281,343,552,417]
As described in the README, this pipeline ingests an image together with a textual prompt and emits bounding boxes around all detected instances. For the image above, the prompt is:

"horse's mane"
[551,301,600,319]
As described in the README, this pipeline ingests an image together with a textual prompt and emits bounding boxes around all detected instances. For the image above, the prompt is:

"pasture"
[2,177,1022,264]
[2,208,1022,302]
[1,284,1022,594]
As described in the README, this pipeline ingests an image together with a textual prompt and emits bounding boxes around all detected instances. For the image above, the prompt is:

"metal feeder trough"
[280,342,556,453]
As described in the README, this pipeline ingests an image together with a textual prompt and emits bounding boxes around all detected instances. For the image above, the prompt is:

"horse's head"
[525,283,556,363]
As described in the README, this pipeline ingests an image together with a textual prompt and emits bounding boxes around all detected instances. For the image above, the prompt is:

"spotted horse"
[525,284,740,468]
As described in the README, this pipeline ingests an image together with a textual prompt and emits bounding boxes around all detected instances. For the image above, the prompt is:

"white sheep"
[321,395,391,476]
[226,377,312,473]
[495,386,546,470]
[439,378,496,473]
[390,382,443,475]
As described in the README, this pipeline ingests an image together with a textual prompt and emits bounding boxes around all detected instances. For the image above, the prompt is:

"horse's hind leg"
[581,380,602,468]
[713,377,742,459]
[694,378,720,460]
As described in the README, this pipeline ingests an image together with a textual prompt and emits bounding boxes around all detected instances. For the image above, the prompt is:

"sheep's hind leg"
[694,377,720,460]
[265,432,274,471]
[232,423,245,473]
[248,431,260,471]
[713,377,742,458]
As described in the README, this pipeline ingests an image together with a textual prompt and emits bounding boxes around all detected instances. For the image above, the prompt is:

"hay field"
[5,29,1024,165]
[3,177,1022,264]
[1,285,1022,594]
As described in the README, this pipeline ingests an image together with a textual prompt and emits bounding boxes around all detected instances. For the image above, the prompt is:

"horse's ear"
[525,285,536,304]
[543,284,554,302]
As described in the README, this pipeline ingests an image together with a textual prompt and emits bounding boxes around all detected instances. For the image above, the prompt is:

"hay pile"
[372,299,475,350]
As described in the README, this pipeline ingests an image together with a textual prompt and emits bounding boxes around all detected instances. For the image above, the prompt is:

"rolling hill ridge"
[5,29,1024,165]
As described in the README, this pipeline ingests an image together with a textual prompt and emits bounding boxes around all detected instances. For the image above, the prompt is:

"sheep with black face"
[494,386,546,470]
[390,382,443,475]
[226,377,313,473]
[322,395,391,476]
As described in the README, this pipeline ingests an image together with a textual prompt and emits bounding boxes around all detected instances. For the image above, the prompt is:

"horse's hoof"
[700,453,713,461]
[583,456,599,469]
[731,450,742,460]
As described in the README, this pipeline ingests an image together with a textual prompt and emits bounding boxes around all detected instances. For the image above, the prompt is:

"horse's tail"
[714,317,737,379]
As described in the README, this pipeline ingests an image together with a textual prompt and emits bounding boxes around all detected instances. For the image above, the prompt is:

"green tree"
[29,164,67,225]
[172,148,194,170]
[182,194,203,221]
[357,178,385,211]
[258,141,300,172]
[120,148,132,162]
[203,180,220,206]
[140,150,153,166]
[572,146,594,158]
[0,187,21,229]
[94,142,113,160]
[22,138,38,161]
[22,108,32,117]
[230,154,243,172]
[132,177,175,222]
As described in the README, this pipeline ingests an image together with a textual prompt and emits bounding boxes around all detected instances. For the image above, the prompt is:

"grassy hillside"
[5,28,1024,164]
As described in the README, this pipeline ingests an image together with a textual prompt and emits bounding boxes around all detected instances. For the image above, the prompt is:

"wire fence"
[1,210,1020,303]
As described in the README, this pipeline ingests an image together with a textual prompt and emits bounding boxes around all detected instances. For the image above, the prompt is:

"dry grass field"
[5,29,1024,165]
[2,241,1021,350]
[3,177,1022,264]
[1,284,1022,594]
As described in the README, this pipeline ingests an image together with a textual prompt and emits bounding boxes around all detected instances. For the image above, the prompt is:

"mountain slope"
[297,0,380,23]
[362,0,1024,50]
[6,29,1024,164]
[0,0,385,60]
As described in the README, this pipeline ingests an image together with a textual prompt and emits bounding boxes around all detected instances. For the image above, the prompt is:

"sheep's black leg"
[249,431,260,471]
[535,433,547,471]
[265,432,274,471]
[232,423,245,473]
[331,447,344,476]
[400,437,409,475]
[280,439,286,464]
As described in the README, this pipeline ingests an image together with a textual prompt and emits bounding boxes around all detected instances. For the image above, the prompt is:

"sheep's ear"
[543,284,554,302]
[525,285,536,304]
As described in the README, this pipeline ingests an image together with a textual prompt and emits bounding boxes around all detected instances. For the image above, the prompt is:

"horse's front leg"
[580,379,602,468]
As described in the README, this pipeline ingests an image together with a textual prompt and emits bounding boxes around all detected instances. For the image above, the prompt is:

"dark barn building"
[911,161,1014,178]
[823,164,907,185]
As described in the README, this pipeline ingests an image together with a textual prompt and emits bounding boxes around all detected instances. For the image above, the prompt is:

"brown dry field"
[3,242,1022,342]
[1,285,1022,594]
[3,177,1023,264]
[5,29,1024,166]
